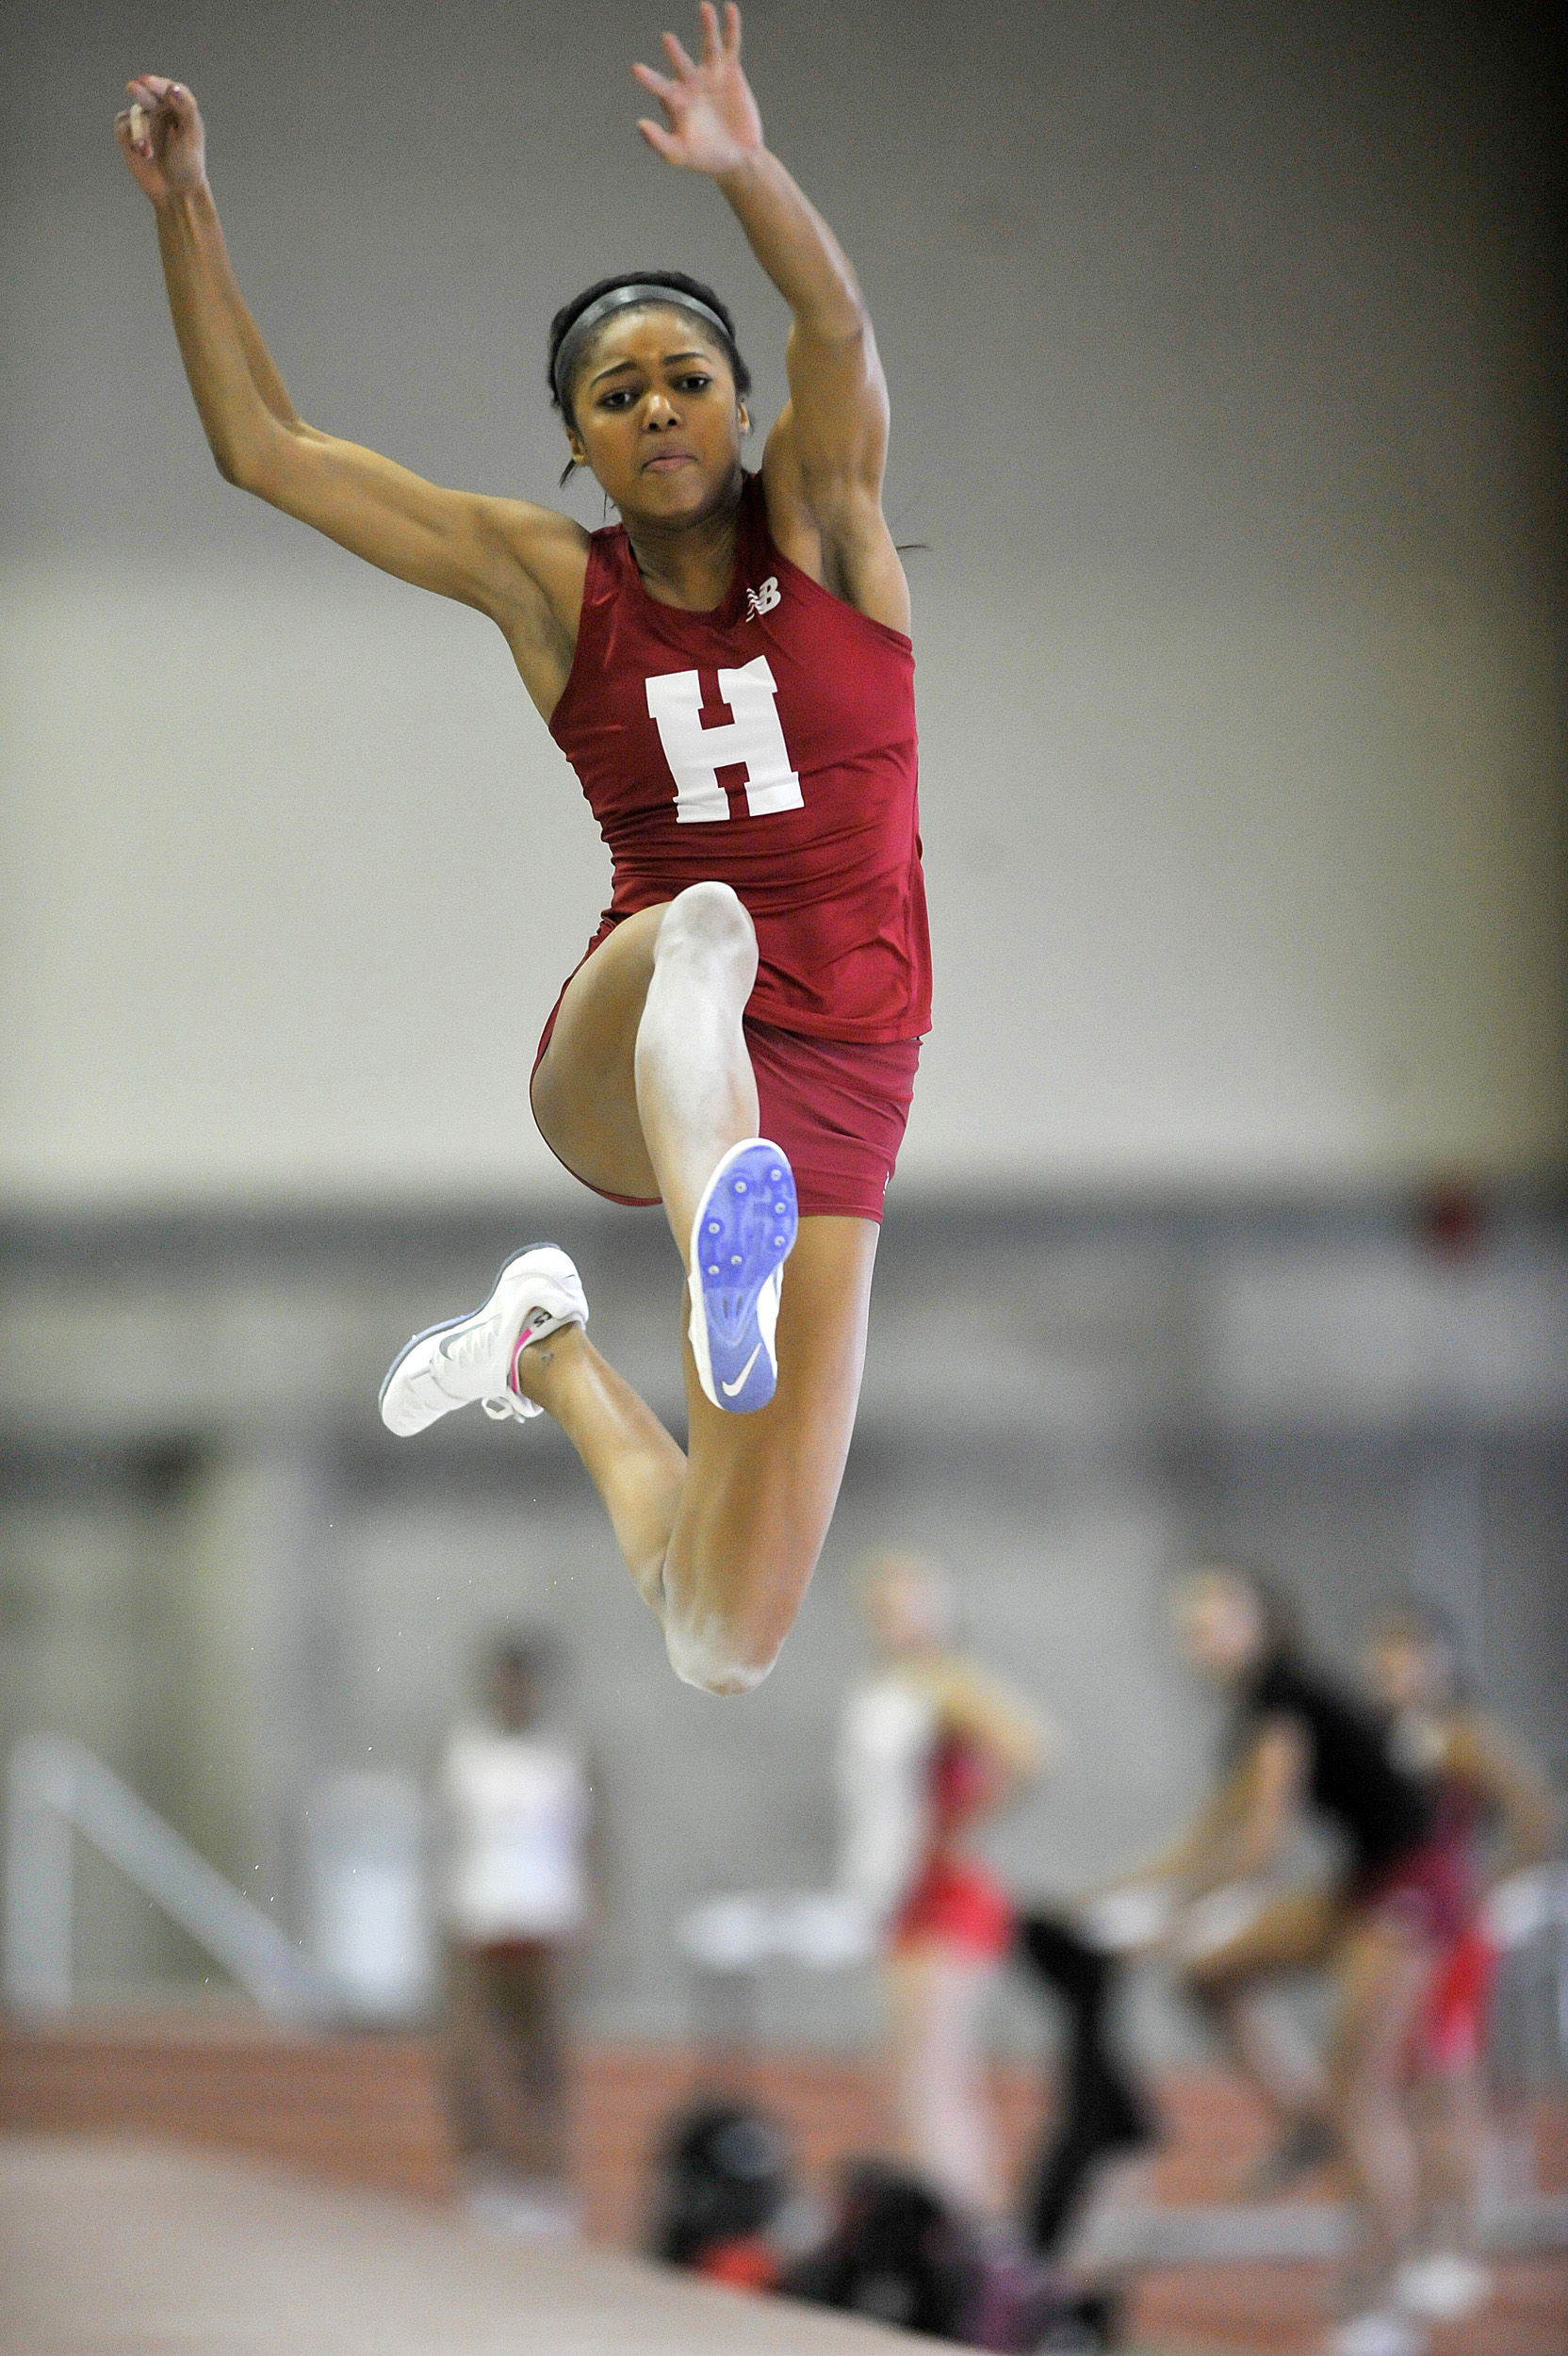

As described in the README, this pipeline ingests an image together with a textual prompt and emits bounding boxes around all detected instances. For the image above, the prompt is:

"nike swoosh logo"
[721,1344,763,1399]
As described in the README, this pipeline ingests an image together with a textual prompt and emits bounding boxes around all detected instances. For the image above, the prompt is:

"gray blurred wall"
[1,0,1561,1200]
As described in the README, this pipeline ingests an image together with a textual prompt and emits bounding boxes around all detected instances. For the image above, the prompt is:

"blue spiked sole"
[692,1145,798,1413]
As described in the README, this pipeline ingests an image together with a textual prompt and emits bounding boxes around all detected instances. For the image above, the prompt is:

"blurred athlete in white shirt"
[440,1631,594,2235]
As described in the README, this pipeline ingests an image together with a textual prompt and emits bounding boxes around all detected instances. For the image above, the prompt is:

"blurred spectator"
[438,1628,594,2238]
[839,1550,1053,2219]
[1364,1595,1557,2327]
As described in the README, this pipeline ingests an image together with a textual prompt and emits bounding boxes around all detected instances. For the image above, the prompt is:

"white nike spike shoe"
[687,1139,798,1415]
[379,1245,588,1437]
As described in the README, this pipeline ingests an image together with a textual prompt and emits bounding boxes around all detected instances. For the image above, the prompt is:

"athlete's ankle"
[509,1317,585,1406]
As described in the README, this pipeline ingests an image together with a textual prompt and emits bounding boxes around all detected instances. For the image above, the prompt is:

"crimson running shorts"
[1423,1921,1497,2073]
[531,957,921,1225]
[890,1856,1016,1962]
[1355,1831,1472,1950]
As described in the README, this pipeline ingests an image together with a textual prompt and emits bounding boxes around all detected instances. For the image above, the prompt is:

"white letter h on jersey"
[645,656,804,823]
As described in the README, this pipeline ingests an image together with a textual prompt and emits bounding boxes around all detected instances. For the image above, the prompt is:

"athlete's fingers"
[630,66,682,125]
[661,30,700,79]
[636,116,684,162]
[124,82,171,130]
[724,3,742,58]
[697,3,722,62]
[134,77,189,125]
[120,74,194,167]
[126,75,192,135]
[130,96,168,155]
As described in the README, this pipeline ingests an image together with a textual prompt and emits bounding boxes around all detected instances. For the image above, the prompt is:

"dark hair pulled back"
[547,270,751,442]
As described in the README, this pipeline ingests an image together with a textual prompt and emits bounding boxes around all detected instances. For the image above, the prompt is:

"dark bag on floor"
[777,2161,975,2339]
[778,2160,1120,2348]
[646,2100,792,2270]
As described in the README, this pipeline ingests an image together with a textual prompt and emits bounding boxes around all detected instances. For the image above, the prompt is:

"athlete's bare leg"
[882,1943,1004,2216]
[1188,1890,1436,2290]
[1410,2058,1484,2251]
[526,884,878,1693]
[1326,1918,1436,2295]
[1183,1890,1340,2163]
[531,888,750,1225]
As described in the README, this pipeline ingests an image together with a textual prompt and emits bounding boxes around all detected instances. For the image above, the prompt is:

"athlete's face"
[564,306,748,521]
[1173,1568,1266,1684]
[861,1553,952,1659]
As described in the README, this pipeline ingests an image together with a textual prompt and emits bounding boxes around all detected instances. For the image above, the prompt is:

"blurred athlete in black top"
[1092,1564,1456,2356]
[1236,1647,1434,1886]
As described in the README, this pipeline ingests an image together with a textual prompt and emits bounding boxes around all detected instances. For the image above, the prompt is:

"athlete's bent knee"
[663,1611,781,1698]
[656,881,757,975]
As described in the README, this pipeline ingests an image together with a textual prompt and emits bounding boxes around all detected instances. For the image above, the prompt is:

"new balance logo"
[745,576,781,620]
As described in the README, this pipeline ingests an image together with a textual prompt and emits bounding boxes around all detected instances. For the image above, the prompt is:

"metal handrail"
[4,1734,328,2023]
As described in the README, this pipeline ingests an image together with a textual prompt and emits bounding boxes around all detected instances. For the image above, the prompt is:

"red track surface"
[3,2017,1563,2352]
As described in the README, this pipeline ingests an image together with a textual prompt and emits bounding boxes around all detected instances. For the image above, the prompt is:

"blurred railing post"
[5,1735,76,2010]
[3,1734,328,2023]
[1484,1864,1568,2212]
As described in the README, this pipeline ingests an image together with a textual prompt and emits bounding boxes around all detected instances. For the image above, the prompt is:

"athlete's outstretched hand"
[632,2,762,175]
[115,74,206,203]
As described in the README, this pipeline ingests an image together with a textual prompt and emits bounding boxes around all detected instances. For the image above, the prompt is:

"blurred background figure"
[1011,1900,1158,2262]
[1364,1595,1558,2328]
[438,1628,594,2239]
[1090,1562,1460,2356]
[838,1550,1053,2221]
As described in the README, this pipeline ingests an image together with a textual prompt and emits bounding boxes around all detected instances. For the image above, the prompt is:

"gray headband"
[552,283,732,412]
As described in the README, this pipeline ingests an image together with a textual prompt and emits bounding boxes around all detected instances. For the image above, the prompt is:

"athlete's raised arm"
[115,77,586,715]
[633,4,908,632]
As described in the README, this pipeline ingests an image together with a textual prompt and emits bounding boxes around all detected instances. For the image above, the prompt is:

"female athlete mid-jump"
[118,6,930,1696]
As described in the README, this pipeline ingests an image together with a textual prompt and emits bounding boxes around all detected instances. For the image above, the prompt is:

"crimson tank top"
[548,472,931,1043]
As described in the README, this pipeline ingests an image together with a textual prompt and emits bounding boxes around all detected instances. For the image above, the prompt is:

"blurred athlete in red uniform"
[119,7,928,1695]
[1364,1599,1556,2328]
[839,1554,1052,2217]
